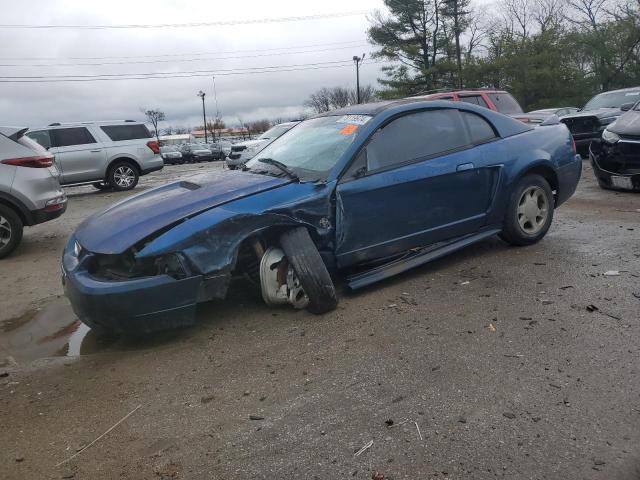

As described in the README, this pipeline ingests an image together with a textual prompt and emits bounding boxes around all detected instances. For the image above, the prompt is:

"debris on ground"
[354,440,374,456]
[604,270,620,276]
[249,415,264,421]
[503,412,516,419]
[384,419,394,427]
[372,471,385,480]
[487,323,497,332]
[586,304,599,312]
[414,421,423,440]
[201,395,215,404]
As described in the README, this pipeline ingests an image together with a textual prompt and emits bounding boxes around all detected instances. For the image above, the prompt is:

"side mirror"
[621,102,634,112]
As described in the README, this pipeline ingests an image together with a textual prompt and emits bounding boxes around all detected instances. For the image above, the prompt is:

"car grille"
[561,116,599,135]
[231,145,247,152]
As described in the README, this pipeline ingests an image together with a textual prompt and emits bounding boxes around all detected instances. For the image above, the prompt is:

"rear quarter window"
[100,124,152,141]
[487,93,523,114]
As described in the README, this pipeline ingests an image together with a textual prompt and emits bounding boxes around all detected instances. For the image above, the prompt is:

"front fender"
[137,206,313,275]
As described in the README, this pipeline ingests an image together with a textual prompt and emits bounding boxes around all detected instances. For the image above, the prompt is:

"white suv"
[26,120,164,191]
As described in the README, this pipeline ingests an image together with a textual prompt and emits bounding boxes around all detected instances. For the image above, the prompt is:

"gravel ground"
[1,161,639,480]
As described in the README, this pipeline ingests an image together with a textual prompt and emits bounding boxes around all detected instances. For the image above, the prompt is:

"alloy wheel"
[113,166,135,188]
[517,186,549,234]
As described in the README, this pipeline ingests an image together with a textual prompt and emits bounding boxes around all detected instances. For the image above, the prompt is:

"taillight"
[146,141,160,154]
[1,154,54,168]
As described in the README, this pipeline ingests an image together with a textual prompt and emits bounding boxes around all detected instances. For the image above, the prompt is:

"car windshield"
[258,124,291,140]
[244,116,367,181]
[583,90,640,110]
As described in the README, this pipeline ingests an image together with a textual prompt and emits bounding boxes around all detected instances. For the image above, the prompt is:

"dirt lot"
[1,161,639,480]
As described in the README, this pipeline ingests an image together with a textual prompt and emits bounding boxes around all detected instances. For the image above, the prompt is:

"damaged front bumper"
[590,139,640,191]
[61,237,228,334]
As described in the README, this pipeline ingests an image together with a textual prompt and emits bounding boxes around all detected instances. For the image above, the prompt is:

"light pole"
[197,90,208,143]
[212,76,220,140]
[353,53,365,104]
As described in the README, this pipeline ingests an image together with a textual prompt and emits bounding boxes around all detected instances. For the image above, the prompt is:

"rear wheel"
[500,174,554,246]
[0,205,24,259]
[279,228,337,314]
[108,161,139,191]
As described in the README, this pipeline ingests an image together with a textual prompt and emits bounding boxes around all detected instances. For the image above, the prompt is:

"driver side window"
[364,109,470,172]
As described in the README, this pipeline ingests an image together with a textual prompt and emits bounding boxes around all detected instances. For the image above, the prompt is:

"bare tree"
[141,108,165,142]
[304,88,332,113]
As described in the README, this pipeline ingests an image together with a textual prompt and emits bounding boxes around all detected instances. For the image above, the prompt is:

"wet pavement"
[1,160,639,480]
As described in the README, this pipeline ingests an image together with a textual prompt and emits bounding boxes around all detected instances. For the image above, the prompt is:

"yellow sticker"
[339,124,358,135]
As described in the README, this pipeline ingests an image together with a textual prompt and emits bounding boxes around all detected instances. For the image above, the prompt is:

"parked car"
[179,143,219,163]
[62,99,581,334]
[516,107,580,125]
[414,89,525,116]
[560,86,640,153]
[160,146,184,165]
[206,142,225,159]
[226,122,298,169]
[589,101,640,191]
[0,127,67,258]
[216,139,233,157]
[26,120,163,191]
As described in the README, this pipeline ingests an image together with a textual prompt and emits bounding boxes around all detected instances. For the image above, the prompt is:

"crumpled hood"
[75,170,289,254]
[609,110,640,136]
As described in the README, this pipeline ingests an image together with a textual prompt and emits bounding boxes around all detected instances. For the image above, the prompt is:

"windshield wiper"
[257,158,299,181]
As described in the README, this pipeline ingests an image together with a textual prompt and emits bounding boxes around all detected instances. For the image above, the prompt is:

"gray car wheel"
[108,162,139,191]
[0,205,24,259]
[500,174,554,246]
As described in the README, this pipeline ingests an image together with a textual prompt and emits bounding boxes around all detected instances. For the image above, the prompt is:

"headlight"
[599,117,617,126]
[602,129,620,144]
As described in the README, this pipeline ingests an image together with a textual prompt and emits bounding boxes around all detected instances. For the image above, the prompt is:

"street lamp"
[353,53,365,104]
[197,90,208,143]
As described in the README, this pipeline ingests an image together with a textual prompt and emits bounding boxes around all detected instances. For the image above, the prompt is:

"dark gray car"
[561,87,640,152]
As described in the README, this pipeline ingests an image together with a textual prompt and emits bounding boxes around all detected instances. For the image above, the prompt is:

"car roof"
[35,120,143,129]
[596,86,640,95]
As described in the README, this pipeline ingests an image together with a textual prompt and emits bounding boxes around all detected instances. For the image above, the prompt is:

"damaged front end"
[62,237,209,334]
[590,134,640,191]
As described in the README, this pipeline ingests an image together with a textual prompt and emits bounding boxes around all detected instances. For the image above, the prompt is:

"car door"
[50,127,105,184]
[334,108,500,267]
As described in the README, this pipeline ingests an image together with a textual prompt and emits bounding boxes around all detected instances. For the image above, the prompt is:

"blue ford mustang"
[62,100,582,334]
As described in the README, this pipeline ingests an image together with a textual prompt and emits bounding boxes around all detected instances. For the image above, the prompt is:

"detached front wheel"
[500,174,554,246]
[279,228,338,314]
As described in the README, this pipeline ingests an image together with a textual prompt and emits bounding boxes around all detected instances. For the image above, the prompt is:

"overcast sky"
[0,1,389,130]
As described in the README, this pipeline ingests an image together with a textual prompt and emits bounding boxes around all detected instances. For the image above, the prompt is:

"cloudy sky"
[0,0,388,130]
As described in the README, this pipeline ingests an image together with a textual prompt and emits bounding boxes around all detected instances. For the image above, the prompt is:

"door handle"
[90,149,101,153]
[457,162,474,172]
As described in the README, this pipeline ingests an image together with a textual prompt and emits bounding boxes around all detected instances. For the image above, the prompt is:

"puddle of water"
[0,297,200,366]
[0,297,98,364]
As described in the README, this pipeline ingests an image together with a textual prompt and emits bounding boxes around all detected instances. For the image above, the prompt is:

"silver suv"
[0,127,67,258]
[26,120,164,191]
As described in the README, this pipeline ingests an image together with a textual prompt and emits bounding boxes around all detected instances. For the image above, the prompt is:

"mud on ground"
[1,162,639,480]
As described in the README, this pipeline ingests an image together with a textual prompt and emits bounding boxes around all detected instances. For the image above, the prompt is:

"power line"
[0,59,358,79]
[0,43,370,68]
[0,60,381,84]
[0,39,367,61]
[0,10,368,30]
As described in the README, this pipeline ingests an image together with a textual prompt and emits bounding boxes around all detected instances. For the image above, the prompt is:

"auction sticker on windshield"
[339,124,359,135]
[336,115,370,125]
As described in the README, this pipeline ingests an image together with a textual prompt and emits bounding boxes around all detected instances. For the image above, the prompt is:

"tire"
[92,182,111,191]
[0,205,24,259]
[279,227,338,314]
[108,161,139,191]
[500,174,554,246]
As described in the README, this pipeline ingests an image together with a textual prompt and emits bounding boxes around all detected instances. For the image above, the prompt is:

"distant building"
[191,127,250,139]
[158,133,193,145]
